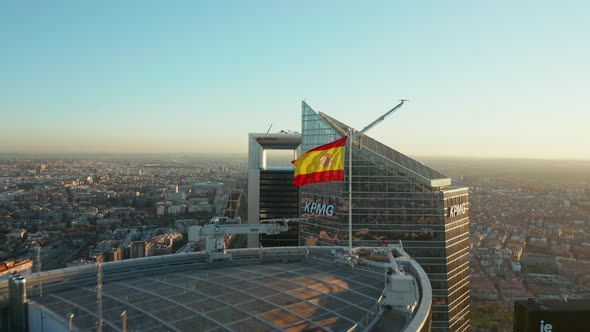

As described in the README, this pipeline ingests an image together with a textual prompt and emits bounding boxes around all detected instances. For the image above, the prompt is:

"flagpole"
[347,100,407,256]
[348,129,353,254]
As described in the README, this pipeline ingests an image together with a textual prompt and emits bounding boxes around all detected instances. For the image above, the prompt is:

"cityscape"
[1,147,589,331]
[2,2,589,331]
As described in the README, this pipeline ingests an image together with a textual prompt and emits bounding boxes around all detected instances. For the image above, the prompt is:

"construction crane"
[188,222,288,262]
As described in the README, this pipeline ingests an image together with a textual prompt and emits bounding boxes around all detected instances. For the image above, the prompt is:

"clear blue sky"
[1,1,589,159]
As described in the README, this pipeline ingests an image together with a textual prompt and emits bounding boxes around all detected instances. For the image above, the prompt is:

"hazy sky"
[1,1,589,159]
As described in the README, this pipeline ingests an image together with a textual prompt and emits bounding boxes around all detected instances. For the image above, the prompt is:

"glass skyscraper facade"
[298,102,470,332]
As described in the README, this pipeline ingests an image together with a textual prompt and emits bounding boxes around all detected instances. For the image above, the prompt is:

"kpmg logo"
[448,203,467,218]
[304,202,335,217]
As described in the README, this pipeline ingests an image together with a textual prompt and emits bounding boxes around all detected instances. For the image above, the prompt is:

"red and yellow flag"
[292,136,348,187]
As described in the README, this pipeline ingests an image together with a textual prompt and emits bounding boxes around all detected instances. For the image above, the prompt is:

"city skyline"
[2,1,589,160]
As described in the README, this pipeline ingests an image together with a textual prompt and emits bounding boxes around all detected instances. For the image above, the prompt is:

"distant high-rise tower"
[36,164,46,175]
[298,102,470,332]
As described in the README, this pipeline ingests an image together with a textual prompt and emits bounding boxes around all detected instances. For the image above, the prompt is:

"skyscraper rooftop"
[1,246,432,331]
[317,110,451,187]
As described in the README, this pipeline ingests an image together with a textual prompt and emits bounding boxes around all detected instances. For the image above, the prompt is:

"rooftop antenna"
[121,310,127,332]
[97,254,104,332]
[266,124,272,134]
[36,244,42,297]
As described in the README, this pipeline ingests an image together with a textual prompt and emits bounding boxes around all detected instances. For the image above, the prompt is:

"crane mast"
[188,222,289,261]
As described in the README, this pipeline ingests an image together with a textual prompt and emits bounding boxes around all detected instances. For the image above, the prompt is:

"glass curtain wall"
[299,102,469,332]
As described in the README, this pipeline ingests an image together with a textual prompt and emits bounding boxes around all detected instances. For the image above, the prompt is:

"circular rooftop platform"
[31,257,385,331]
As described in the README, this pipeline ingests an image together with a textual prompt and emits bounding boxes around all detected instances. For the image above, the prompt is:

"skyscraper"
[247,133,301,247]
[298,102,470,332]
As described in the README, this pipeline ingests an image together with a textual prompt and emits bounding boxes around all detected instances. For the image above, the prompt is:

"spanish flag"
[292,136,348,187]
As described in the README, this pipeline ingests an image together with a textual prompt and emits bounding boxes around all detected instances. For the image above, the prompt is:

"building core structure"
[247,133,301,247]
[297,102,470,332]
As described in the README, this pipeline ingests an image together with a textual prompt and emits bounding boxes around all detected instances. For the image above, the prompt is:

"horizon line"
[0,150,589,162]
